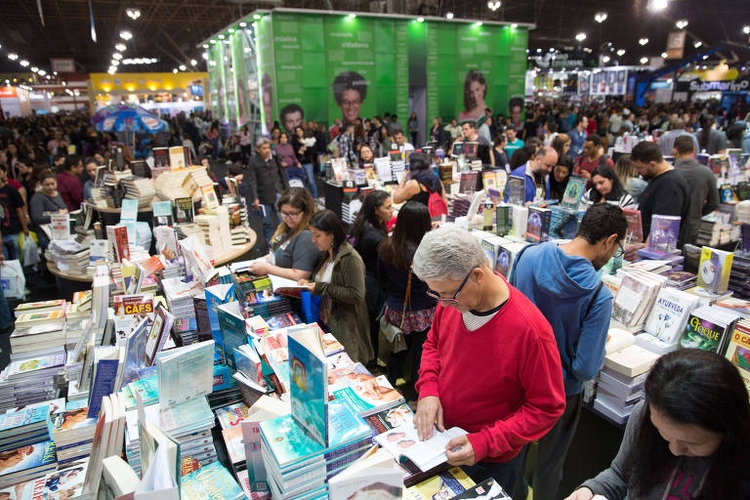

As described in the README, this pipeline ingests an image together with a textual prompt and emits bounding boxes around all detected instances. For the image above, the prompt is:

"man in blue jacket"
[509,203,627,500]
[504,146,557,204]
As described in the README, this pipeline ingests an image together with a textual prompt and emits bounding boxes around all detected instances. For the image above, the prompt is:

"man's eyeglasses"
[614,241,625,259]
[280,210,302,219]
[340,99,361,107]
[426,267,478,305]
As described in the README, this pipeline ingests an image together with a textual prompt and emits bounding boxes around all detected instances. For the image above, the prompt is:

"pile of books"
[162,278,201,345]
[51,406,97,466]
[0,406,58,489]
[195,209,231,255]
[0,349,67,413]
[121,177,156,209]
[611,269,668,332]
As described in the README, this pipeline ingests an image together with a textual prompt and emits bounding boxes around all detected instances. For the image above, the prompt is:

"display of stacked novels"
[230,226,251,245]
[260,399,373,500]
[195,207,232,254]
[695,215,738,247]
[728,252,750,300]
[0,457,88,500]
[0,438,57,489]
[611,269,669,332]
[327,351,405,417]
[0,349,67,413]
[121,176,156,209]
[231,272,291,320]
[9,322,67,355]
[181,460,245,500]
[679,304,743,354]
[449,194,471,218]
[51,406,98,465]
[162,277,201,345]
[663,269,697,290]
[725,318,750,395]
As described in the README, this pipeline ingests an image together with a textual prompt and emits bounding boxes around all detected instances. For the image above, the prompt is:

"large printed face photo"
[332,71,368,125]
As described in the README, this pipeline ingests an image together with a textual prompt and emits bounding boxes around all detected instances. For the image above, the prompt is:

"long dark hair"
[309,209,347,255]
[548,155,573,202]
[698,115,715,151]
[379,201,431,271]
[589,165,627,203]
[350,190,389,245]
[627,349,750,499]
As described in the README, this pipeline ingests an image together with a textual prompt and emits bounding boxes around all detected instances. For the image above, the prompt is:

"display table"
[47,230,257,300]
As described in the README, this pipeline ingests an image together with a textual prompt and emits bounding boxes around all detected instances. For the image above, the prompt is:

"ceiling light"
[38,70,46,76]
[510,23,518,28]
[617,49,626,56]
[648,0,668,11]
[347,13,356,19]
[675,19,688,29]
[661,52,668,58]
[173,68,178,74]
[119,30,133,40]
[702,54,709,60]
[639,38,649,45]
[202,52,208,60]
[218,34,225,40]
[743,26,750,35]
[31,67,38,73]
[210,39,216,44]
[113,53,123,60]
[115,43,127,51]
[239,22,247,28]
[7,53,18,61]
[202,44,209,49]
[575,32,586,42]
[594,12,608,23]
[416,17,424,22]
[111,60,120,66]
[487,1,501,12]
[20,60,29,67]
[445,12,454,19]
[693,40,702,48]
[228,28,235,34]
[190,59,197,66]
[602,55,611,63]
[640,57,649,64]
[179,64,187,71]
[253,14,261,20]
[126,7,141,20]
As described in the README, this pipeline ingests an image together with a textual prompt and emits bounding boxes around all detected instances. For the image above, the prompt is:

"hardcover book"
[622,208,643,244]
[648,214,681,252]
[525,206,551,243]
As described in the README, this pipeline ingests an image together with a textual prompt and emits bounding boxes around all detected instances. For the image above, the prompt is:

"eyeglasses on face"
[613,241,625,259]
[280,210,302,219]
[426,266,478,304]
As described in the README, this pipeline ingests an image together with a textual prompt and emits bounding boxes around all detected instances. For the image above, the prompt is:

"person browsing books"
[411,224,565,499]
[504,146,557,204]
[580,166,636,208]
[246,137,290,248]
[298,209,373,364]
[248,187,318,281]
[392,152,446,209]
[564,349,750,500]
[509,203,628,500]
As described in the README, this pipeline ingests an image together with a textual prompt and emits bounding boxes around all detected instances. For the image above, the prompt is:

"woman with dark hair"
[459,70,488,123]
[206,120,221,160]
[508,144,537,171]
[565,349,750,499]
[581,165,635,208]
[548,155,574,202]
[378,201,436,399]
[301,209,373,364]
[350,190,393,364]
[248,187,318,281]
[492,135,509,172]
[695,114,727,155]
[392,152,446,207]
[29,170,67,250]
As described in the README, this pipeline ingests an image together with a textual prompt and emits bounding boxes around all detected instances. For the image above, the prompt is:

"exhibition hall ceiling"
[0,0,747,75]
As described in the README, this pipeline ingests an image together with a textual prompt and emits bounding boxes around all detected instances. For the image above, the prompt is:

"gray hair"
[412,224,486,281]
[256,137,272,148]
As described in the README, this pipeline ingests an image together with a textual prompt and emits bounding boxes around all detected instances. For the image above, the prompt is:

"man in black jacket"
[246,138,289,247]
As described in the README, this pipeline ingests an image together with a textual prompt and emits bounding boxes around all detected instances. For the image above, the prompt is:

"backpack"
[426,185,448,218]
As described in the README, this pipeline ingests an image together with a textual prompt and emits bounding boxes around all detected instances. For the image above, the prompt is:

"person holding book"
[564,349,750,500]
[630,140,690,249]
[378,201,436,400]
[580,166,636,208]
[299,209,373,364]
[248,187,318,281]
[509,203,627,500]
[411,224,565,500]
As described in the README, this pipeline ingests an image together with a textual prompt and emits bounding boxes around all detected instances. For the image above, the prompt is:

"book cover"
[363,403,414,437]
[120,317,151,386]
[680,306,739,353]
[87,349,123,418]
[452,477,512,500]
[725,320,750,394]
[205,283,236,365]
[0,440,57,489]
[215,402,252,430]
[648,214,681,252]
[643,287,700,345]
[561,175,586,210]
[696,246,734,294]
[622,208,643,244]
[549,206,580,240]
[152,200,174,228]
[174,197,194,224]
[603,344,660,378]
[405,466,475,500]
[328,447,403,500]
[216,301,248,370]
[332,374,405,417]
[112,293,154,345]
[157,340,215,409]
[241,396,291,493]
[168,146,187,169]
[287,324,328,447]
[375,424,468,473]
[180,461,244,500]
[459,172,479,195]
[50,213,70,241]
[111,226,130,262]
[495,205,510,236]
[525,206,551,243]
[144,303,174,366]
[153,147,169,169]
[0,406,51,440]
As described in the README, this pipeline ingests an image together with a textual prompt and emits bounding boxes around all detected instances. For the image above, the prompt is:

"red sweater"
[416,281,565,463]
[56,171,83,212]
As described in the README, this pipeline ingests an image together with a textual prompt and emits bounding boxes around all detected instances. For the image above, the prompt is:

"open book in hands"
[375,423,468,472]
[268,274,309,298]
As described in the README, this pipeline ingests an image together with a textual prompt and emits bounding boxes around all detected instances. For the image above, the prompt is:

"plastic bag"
[21,233,41,266]
[0,260,26,299]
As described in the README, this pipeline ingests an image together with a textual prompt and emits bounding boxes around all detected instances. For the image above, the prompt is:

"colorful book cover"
[549,206,580,240]
[205,283,236,365]
[680,308,734,353]
[648,214,681,252]
[216,301,248,370]
[561,175,586,210]
[112,293,154,345]
[287,325,328,447]
[0,440,57,486]
[180,461,245,500]
[0,406,50,435]
[405,467,475,500]
[152,200,174,227]
[725,320,750,394]
[331,374,404,417]
[215,402,252,430]
[363,403,414,437]
[696,246,734,294]
[458,172,478,194]
[112,225,130,262]
[121,317,151,386]
[622,208,643,244]
[525,206,551,243]
[174,197,194,224]
[87,357,120,418]
[157,340,215,409]
[451,478,512,500]
[643,288,700,345]
[506,176,525,206]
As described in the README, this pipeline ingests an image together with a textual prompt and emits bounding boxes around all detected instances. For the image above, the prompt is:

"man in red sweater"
[56,154,84,212]
[412,224,565,499]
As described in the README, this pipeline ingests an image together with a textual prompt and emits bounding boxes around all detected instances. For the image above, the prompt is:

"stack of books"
[121,177,156,209]
[9,323,67,355]
[162,278,201,345]
[611,269,668,333]
[728,253,750,299]
[634,287,701,355]
[679,305,743,354]
[51,406,98,466]
[0,439,57,489]
[260,399,373,500]
[0,349,67,413]
[725,318,750,395]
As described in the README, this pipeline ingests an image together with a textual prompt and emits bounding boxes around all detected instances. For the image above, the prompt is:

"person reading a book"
[411,224,565,499]
[564,349,750,500]
[248,187,318,281]
[509,203,627,500]
[581,166,636,208]
[299,209,374,364]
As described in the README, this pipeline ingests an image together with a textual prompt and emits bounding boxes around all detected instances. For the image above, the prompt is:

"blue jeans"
[301,163,317,198]
[2,234,20,261]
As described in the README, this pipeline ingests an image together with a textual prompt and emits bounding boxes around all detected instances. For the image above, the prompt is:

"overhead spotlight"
[638,38,649,45]
[218,34,225,40]
[445,12,454,19]
[416,17,424,22]
[536,48,542,53]
[487,1,501,12]
[126,7,141,20]
[476,21,483,27]
[115,43,127,52]
[743,26,750,35]
[7,53,18,61]
[20,60,29,67]
[510,23,518,28]
[108,68,116,75]
[640,56,649,64]
[119,30,133,40]
[202,44,209,49]
[347,13,356,19]
[173,68,178,74]
[113,53,123,60]
[675,19,688,29]
[38,70,46,76]
[179,64,187,71]
[228,28,235,34]
[30,67,38,73]
[253,13,261,20]
[190,59,197,66]
[648,0,668,11]
[594,12,607,23]
[602,55,611,63]
[617,49,626,56]
[661,52,668,58]
[693,40,702,48]
[111,60,120,66]
[210,39,216,44]
[575,32,587,42]
[239,22,247,28]
[202,52,208,60]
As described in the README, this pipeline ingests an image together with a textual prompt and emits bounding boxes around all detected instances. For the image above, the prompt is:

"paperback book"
[375,423,468,472]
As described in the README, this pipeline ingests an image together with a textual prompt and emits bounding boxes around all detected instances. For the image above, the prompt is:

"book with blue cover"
[181,461,246,500]
[0,406,52,451]
[287,324,328,447]
[561,175,586,210]
[204,283,236,364]
[0,439,57,489]
[157,340,215,409]
[216,301,248,370]
[260,399,371,471]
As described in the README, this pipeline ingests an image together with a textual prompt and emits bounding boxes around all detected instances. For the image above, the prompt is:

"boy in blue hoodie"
[509,203,627,500]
